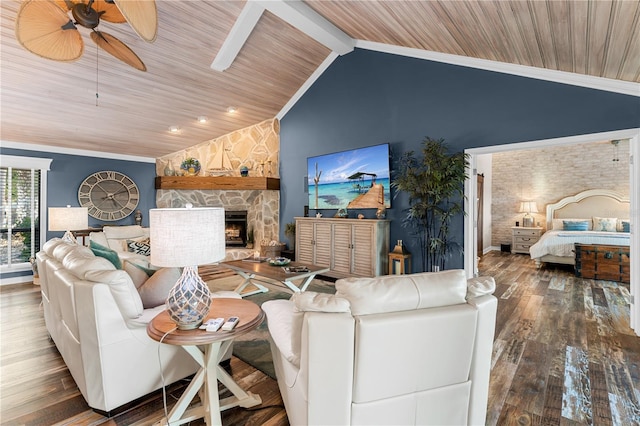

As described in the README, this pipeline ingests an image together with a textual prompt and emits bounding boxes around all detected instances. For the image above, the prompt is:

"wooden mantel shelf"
[155,176,280,191]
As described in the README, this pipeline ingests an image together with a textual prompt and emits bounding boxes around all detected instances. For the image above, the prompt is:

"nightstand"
[511,227,543,254]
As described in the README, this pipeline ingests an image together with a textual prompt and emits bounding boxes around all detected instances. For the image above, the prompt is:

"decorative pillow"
[127,239,151,256]
[621,220,630,233]
[553,218,593,231]
[593,217,617,232]
[123,260,155,289]
[89,240,122,269]
[563,220,590,231]
[138,267,182,308]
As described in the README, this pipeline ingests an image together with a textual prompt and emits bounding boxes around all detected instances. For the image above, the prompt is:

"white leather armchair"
[262,270,497,426]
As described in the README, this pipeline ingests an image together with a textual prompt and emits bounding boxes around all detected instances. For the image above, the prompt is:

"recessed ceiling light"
[169,125,180,133]
[197,116,208,123]
[226,106,238,113]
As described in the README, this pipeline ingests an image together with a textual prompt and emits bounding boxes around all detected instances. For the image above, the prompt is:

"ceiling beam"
[210,1,265,71]
[262,0,354,55]
[211,0,354,72]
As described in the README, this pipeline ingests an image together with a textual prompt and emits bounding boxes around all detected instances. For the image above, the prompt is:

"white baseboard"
[0,274,34,286]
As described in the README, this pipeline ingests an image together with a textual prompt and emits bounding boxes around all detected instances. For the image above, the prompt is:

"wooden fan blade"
[113,0,157,42]
[91,30,146,71]
[16,0,83,62]
[56,0,126,23]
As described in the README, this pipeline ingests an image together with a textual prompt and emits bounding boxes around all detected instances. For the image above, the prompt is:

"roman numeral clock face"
[78,171,140,221]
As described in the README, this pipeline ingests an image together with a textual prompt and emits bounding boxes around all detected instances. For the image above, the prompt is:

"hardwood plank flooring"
[2,252,638,425]
[482,251,640,426]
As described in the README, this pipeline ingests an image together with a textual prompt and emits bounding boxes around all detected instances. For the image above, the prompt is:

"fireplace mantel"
[155,176,280,191]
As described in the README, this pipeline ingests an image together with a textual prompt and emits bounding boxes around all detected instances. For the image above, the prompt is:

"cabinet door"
[332,222,353,274]
[313,222,333,267]
[352,223,374,276]
[296,221,315,264]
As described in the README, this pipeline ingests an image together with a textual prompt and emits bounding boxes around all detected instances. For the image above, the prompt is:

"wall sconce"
[519,201,538,227]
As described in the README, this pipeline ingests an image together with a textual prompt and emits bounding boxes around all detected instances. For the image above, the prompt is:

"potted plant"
[391,137,469,272]
[284,222,296,251]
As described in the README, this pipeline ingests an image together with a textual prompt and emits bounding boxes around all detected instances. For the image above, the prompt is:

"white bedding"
[529,230,630,259]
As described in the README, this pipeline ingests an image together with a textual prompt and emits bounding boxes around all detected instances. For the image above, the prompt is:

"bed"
[529,189,630,267]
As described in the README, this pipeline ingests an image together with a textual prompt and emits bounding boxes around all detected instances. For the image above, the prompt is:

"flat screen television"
[307,143,391,210]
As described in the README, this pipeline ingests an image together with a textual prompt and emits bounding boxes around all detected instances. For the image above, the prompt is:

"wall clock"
[78,171,140,221]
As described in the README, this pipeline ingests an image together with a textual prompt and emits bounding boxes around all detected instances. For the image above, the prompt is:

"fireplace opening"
[225,211,247,247]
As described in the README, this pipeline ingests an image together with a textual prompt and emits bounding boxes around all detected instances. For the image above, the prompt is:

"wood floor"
[1,252,638,425]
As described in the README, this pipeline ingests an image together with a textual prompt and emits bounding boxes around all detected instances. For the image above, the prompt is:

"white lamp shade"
[519,201,539,214]
[150,206,225,267]
[48,206,88,231]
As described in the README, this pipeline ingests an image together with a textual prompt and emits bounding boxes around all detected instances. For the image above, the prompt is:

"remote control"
[199,318,224,330]
[206,318,225,332]
[221,316,239,331]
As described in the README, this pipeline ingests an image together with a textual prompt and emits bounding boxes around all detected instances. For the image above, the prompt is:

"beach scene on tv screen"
[308,144,391,210]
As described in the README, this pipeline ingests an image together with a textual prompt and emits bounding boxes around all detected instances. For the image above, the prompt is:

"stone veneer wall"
[155,119,281,244]
[491,140,630,247]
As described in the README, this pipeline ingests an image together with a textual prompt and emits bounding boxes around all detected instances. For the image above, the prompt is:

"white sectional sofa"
[262,269,498,426]
[35,238,199,414]
[89,225,150,266]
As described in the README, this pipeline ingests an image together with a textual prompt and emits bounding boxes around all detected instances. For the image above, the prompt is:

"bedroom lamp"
[150,204,225,330]
[48,206,88,243]
[519,201,538,227]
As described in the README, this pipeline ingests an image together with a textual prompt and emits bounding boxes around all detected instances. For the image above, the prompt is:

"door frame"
[463,128,640,335]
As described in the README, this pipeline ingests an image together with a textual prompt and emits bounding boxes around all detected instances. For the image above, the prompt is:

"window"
[1,155,52,272]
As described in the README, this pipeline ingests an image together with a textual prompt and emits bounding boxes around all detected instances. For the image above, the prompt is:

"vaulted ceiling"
[1,0,639,159]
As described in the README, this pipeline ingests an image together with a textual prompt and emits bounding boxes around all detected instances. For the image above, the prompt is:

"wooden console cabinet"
[295,217,390,277]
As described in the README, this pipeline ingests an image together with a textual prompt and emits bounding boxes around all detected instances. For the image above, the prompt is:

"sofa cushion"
[84,269,143,318]
[335,269,467,316]
[90,241,122,269]
[43,238,64,256]
[291,291,351,313]
[52,241,77,262]
[138,267,182,308]
[124,260,152,289]
[466,276,496,299]
[63,246,115,278]
[262,299,302,367]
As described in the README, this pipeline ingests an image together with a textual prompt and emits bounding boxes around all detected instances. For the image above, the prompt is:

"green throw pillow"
[90,240,122,270]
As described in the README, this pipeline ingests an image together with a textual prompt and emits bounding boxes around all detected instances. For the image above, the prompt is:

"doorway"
[463,128,640,335]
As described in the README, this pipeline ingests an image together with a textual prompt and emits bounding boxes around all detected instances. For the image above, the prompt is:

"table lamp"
[150,204,226,330]
[48,206,88,243]
[519,201,538,227]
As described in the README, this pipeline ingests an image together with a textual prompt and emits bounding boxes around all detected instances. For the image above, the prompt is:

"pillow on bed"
[553,218,592,230]
[621,220,630,233]
[563,220,590,231]
[593,217,617,232]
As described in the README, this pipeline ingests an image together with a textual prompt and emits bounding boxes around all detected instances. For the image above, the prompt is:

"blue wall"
[280,49,639,272]
[1,146,156,279]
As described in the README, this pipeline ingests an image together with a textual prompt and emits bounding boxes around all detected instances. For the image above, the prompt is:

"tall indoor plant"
[392,137,470,272]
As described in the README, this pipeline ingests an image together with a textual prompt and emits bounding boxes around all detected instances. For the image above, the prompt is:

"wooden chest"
[574,243,630,283]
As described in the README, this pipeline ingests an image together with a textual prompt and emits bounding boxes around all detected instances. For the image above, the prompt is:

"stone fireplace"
[155,189,280,246]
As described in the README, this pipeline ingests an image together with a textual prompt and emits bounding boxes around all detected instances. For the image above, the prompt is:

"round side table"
[147,298,264,426]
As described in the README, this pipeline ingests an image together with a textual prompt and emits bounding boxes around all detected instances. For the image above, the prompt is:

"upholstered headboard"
[545,189,630,230]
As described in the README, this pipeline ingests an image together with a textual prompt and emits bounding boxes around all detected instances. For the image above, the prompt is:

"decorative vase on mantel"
[164,161,175,176]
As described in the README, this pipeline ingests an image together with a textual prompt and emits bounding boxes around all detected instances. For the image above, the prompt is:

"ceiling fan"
[15,0,157,71]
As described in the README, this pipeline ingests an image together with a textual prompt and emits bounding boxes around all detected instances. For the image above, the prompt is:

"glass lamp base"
[166,265,212,330]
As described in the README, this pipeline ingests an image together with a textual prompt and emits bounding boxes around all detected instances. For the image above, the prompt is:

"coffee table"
[221,259,330,297]
[147,298,264,426]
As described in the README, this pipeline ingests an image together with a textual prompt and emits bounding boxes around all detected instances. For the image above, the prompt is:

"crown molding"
[356,40,640,97]
[0,140,156,163]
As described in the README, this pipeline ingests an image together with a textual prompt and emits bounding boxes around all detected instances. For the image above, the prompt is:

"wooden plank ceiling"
[1,0,638,159]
